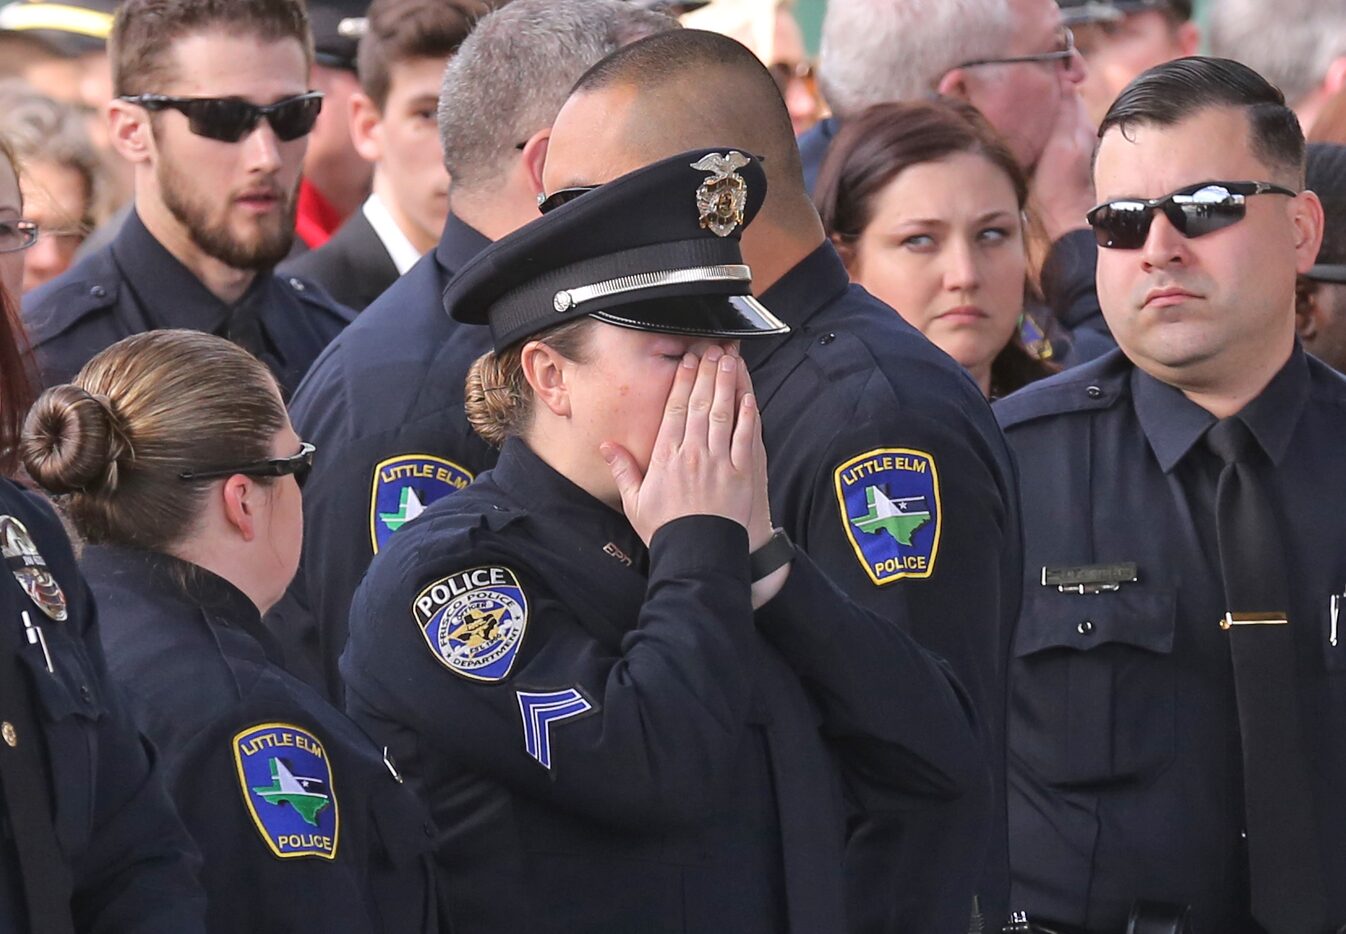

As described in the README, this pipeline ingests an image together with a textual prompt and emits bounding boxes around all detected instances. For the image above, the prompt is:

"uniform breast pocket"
[1010,587,1177,788]
[19,636,103,854]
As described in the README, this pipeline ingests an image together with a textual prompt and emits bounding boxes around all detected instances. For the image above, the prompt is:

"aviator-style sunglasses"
[119,91,324,143]
[179,441,316,488]
[1087,180,1297,250]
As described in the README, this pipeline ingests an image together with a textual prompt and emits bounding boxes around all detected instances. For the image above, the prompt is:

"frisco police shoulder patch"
[834,448,942,585]
[413,567,528,682]
[369,454,473,554]
[233,723,339,860]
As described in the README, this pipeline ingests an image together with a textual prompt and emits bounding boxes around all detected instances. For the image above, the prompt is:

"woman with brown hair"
[815,98,1058,398]
[21,329,438,934]
[341,150,981,933]
[0,210,207,925]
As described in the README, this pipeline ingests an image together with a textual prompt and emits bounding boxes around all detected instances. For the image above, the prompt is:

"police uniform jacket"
[0,486,206,932]
[743,242,1019,932]
[341,438,983,934]
[994,345,1346,932]
[82,543,438,934]
[21,209,355,396]
[268,214,495,701]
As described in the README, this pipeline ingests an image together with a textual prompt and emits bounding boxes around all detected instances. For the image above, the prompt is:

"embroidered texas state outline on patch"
[834,447,942,585]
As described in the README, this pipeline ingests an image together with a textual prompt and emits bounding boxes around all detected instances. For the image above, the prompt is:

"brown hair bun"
[21,385,131,494]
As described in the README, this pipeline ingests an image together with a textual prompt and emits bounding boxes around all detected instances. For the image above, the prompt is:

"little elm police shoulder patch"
[413,566,528,682]
[834,447,942,585]
[369,454,473,553]
[233,723,339,860]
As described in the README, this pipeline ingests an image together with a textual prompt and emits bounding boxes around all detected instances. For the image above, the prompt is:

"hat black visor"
[590,294,789,340]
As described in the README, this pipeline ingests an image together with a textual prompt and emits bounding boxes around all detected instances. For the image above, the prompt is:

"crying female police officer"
[341,149,986,933]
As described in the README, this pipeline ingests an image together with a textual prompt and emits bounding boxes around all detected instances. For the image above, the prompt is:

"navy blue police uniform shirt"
[0,484,207,932]
[83,543,438,934]
[268,214,495,701]
[340,437,984,934]
[21,210,355,397]
[994,345,1346,932]
[743,242,1018,933]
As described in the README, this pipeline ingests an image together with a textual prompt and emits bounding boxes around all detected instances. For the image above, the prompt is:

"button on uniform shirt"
[341,438,983,934]
[267,214,496,701]
[744,243,1021,932]
[21,210,355,397]
[0,485,206,933]
[994,345,1346,932]
[84,544,437,934]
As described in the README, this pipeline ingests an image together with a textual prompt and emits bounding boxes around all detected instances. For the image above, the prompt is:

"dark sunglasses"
[1086,180,1297,250]
[537,186,597,215]
[120,91,324,143]
[179,441,316,488]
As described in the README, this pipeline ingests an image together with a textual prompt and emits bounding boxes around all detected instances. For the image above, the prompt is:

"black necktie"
[0,620,75,933]
[1205,417,1325,934]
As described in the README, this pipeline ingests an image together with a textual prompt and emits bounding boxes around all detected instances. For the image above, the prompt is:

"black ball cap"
[0,0,118,56]
[444,148,790,351]
[1058,0,1191,25]
[307,0,367,71]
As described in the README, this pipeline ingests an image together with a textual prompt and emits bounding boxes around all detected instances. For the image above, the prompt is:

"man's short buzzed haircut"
[111,0,312,97]
[1099,56,1306,185]
[571,28,804,190]
[357,0,492,111]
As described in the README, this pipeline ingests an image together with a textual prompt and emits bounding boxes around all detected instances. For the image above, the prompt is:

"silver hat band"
[553,264,751,313]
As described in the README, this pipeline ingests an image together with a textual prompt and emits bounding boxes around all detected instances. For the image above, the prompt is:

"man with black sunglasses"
[996,57,1346,933]
[21,0,355,398]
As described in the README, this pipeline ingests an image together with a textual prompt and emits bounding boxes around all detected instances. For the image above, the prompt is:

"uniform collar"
[434,213,491,280]
[361,193,423,275]
[1133,342,1310,472]
[742,241,850,369]
[80,542,282,664]
[110,208,273,333]
[491,438,647,572]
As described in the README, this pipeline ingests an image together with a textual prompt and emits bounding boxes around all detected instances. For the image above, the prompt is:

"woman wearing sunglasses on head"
[21,329,439,934]
[816,99,1058,399]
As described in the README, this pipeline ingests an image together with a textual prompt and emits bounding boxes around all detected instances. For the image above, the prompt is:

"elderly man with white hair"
[1208,0,1346,135]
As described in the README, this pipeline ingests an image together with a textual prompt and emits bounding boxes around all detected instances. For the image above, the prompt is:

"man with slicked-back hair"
[268,0,678,703]
[544,27,1020,934]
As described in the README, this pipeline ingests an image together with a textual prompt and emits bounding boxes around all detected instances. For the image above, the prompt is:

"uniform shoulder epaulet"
[278,274,357,324]
[22,268,120,347]
[993,348,1131,430]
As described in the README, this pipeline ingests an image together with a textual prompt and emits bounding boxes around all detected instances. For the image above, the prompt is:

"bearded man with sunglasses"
[995,57,1345,934]
[21,0,354,398]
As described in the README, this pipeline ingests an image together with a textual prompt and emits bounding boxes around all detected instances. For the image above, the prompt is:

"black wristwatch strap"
[749,528,794,582]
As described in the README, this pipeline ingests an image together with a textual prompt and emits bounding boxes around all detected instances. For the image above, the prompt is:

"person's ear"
[520,338,572,418]
[348,91,383,164]
[1175,21,1201,58]
[831,232,860,279]
[1290,190,1325,274]
[1324,56,1346,97]
[936,68,972,103]
[107,99,154,164]
[220,476,259,542]
[520,127,550,203]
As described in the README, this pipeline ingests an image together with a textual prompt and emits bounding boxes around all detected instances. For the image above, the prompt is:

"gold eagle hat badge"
[691,151,752,238]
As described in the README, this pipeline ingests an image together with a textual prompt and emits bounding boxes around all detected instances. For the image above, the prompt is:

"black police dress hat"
[0,0,117,57]
[444,148,790,351]
[1058,0,1191,25]
[307,0,368,71]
